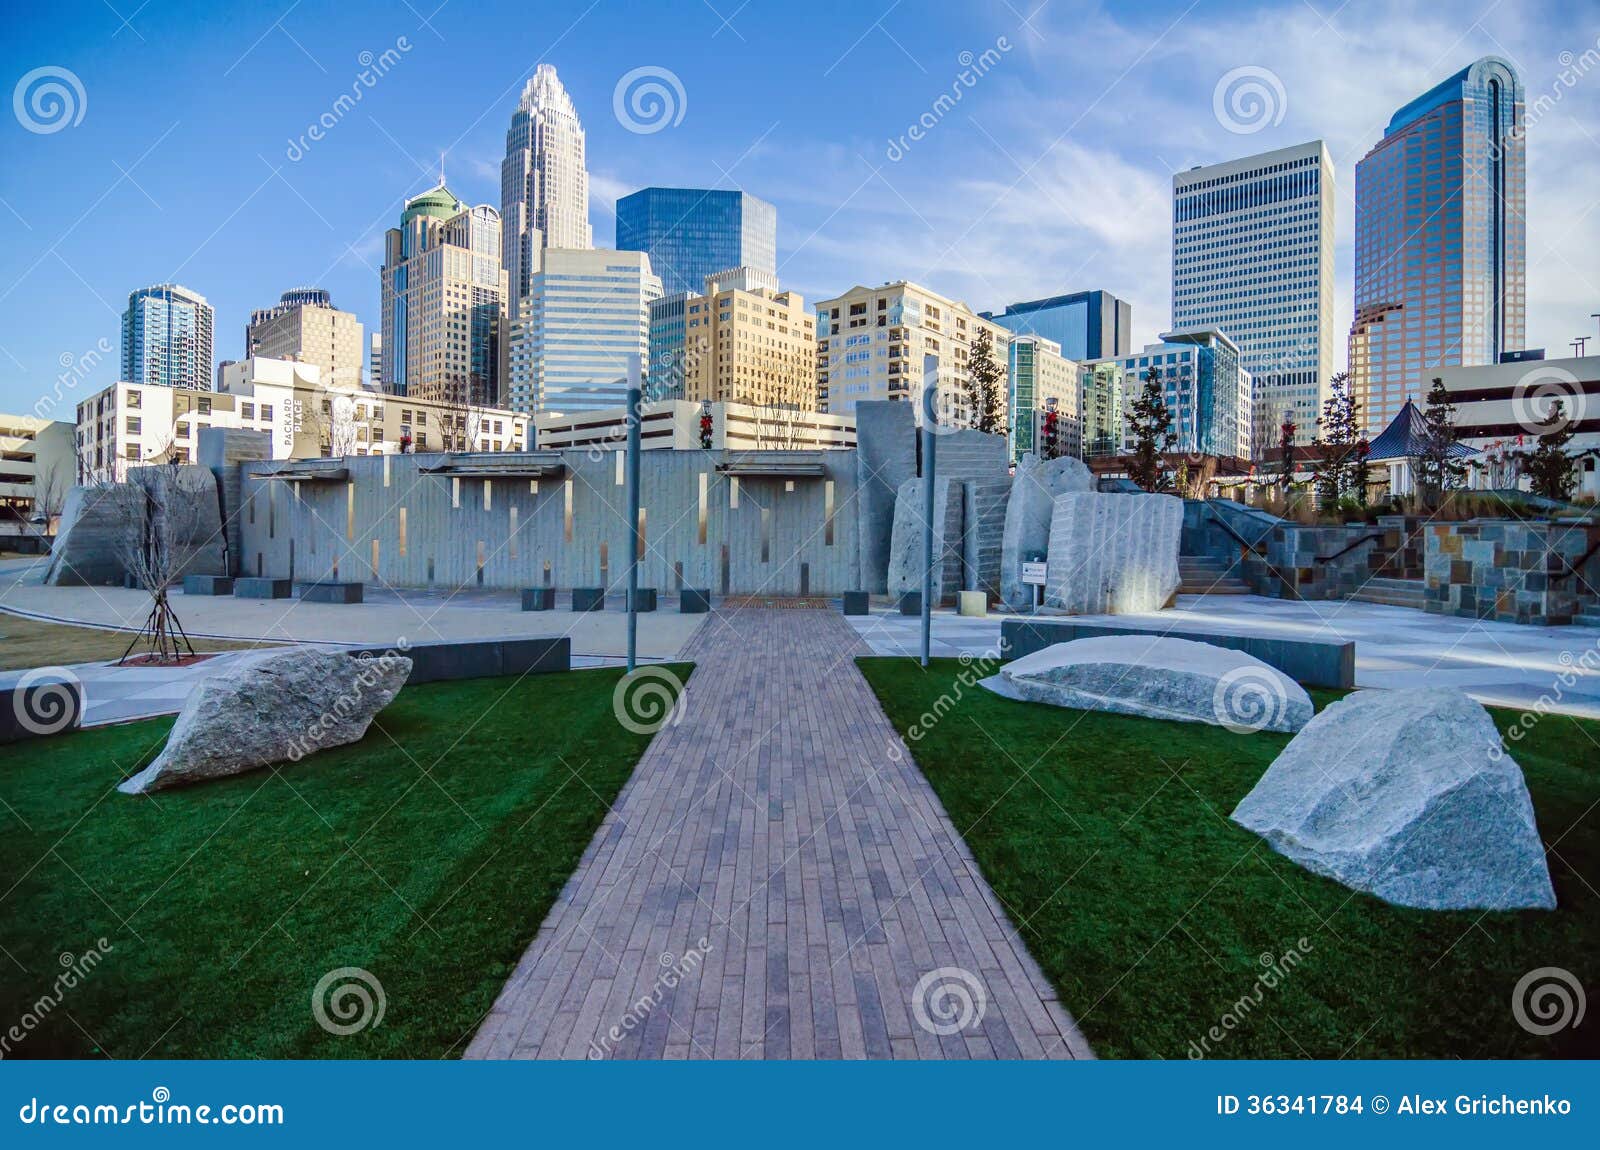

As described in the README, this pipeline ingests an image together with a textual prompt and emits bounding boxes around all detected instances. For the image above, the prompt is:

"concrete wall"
[237,449,864,596]
[853,401,916,594]
[199,427,272,577]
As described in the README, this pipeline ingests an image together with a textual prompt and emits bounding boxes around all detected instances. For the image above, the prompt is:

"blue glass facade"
[120,284,215,391]
[615,188,777,297]
[982,290,1130,361]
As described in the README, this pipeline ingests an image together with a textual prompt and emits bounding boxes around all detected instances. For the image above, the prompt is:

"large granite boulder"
[887,477,964,603]
[118,648,411,794]
[980,635,1312,732]
[1232,688,1556,911]
[1045,491,1181,614]
[999,453,1095,610]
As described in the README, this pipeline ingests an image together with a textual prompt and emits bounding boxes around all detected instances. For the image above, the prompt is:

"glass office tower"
[120,284,215,391]
[982,290,1131,361]
[1349,56,1525,435]
[615,188,777,297]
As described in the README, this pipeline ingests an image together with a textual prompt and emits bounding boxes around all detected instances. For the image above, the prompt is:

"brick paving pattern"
[466,607,1091,1060]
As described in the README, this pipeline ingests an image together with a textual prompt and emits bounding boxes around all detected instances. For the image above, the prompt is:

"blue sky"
[2,0,1597,417]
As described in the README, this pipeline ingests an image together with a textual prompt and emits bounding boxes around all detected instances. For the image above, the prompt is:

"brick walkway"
[465,608,1091,1060]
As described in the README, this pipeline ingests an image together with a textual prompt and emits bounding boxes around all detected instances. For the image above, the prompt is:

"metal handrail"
[1313,530,1386,565]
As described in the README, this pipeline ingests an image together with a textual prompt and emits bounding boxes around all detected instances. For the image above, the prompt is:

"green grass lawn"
[0,665,688,1059]
[858,658,1599,1060]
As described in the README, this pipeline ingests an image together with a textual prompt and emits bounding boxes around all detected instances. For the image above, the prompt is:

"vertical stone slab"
[1045,492,1182,614]
[198,428,271,577]
[887,477,964,604]
[854,401,916,593]
[962,478,1011,603]
[999,453,1095,610]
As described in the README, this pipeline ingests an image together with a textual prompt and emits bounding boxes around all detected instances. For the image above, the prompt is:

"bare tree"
[110,465,215,664]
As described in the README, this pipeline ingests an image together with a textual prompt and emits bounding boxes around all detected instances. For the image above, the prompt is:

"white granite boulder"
[999,453,1095,610]
[118,648,411,794]
[1045,492,1181,614]
[1232,688,1556,911]
[980,635,1312,732]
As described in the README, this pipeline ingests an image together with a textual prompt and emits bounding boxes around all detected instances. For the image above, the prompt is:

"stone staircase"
[1177,555,1252,596]
[1575,604,1600,628]
[1347,576,1428,611]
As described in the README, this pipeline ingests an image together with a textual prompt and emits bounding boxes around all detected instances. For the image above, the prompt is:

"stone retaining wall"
[1425,519,1599,625]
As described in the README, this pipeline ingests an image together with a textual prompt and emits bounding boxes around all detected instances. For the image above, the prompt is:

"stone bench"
[297,581,365,604]
[342,637,570,685]
[1000,617,1354,689]
[0,675,83,744]
[571,587,605,612]
[899,592,922,616]
[628,588,657,613]
[233,577,293,599]
[841,591,869,616]
[182,575,234,596]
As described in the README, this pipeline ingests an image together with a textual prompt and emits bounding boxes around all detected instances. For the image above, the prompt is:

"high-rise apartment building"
[615,188,777,298]
[683,285,816,410]
[1006,335,1080,462]
[368,332,383,395]
[1172,140,1334,454]
[982,289,1131,361]
[1349,56,1525,436]
[1085,330,1252,460]
[245,288,364,390]
[815,281,1010,429]
[380,185,508,407]
[647,293,690,402]
[1081,361,1125,459]
[501,64,592,307]
[120,284,214,391]
[508,248,661,417]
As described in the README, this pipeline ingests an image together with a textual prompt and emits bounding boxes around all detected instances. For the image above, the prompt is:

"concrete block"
[521,587,556,611]
[841,591,869,615]
[183,575,234,596]
[899,592,922,616]
[298,581,365,604]
[0,675,83,744]
[958,590,987,617]
[628,587,658,612]
[571,587,605,612]
[679,589,711,614]
[234,577,293,599]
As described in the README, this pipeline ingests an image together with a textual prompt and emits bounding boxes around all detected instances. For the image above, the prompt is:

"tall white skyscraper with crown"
[500,64,592,307]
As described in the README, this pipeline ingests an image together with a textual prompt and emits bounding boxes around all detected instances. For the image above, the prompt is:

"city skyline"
[3,0,1597,418]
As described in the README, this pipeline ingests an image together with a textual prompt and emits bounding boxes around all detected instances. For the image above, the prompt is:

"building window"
[125,416,141,434]
[260,404,273,421]
[126,391,142,409]
[198,397,211,415]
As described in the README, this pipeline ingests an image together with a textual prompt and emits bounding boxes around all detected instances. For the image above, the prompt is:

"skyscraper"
[982,289,1131,361]
[1171,140,1334,453]
[615,188,777,298]
[380,184,508,406]
[508,249,661,417]
[246,288,364,390]
[1349,57,1525,436]
[501,64,592,307]
[1084,330,1252,460]
[120,284,214,391]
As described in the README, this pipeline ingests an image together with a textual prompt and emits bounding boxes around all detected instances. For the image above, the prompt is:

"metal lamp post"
[625,354,642,674]
[921,354,939,668]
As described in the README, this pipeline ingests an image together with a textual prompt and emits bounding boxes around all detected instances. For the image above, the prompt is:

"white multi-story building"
[76,358,527,483]
[1172,140,1334,453]
[1085,330,1252,461]
[0,413,74,548]
[1006,335,1080,463]
[501,63,592,308]
[508,249,661,417]
[815,281,1010,429]
[535,399,855,452]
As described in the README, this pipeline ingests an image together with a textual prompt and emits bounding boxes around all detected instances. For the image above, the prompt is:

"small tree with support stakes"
[967,327,1005,435]
[111,463,214,665]
[1127,366,1177,493]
